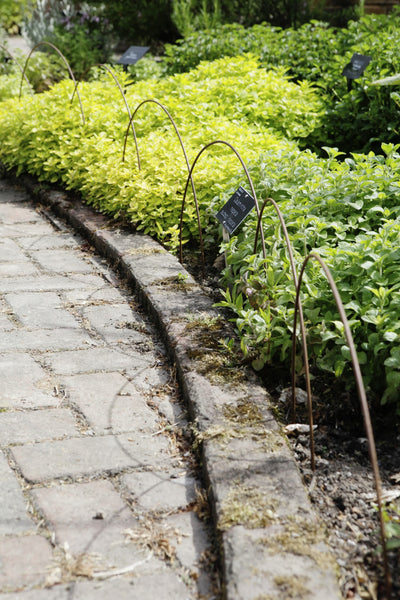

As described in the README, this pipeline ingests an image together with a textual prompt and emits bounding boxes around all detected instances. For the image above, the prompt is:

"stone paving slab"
[28,249,96,274]
[43,347,153,376]
[122,469,198,512]
[0,409,78,445]
[63,285,127,305]
[11,433,171,483]
[0,536,53,591]
[0,329,91,353]
[5,292,80,330]
[0,203,43,224]
[0,239,30,262]
[0,223,56,238]
[0,263,39,277]
[0,354,59,409]
[62,373,160,434]
[82,303,150,345]
[0,452,35,536]
[0,275,104,294]
[31,480,163,571]
[17,233,79,251]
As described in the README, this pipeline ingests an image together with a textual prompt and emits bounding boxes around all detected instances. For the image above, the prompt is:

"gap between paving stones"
[7,172,342,599]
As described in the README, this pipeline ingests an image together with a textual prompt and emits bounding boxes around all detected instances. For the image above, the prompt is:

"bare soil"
[286,409,400,600]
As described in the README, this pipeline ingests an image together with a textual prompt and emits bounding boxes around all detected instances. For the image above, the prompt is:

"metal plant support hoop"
[71,64,140,169]
[122,98,204,276]
[293,252,391,597]
[19,41,85,125]
[255,197,310,438]
[179,139,267,278]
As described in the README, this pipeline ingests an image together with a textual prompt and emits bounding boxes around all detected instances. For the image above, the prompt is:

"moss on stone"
[126,247,165,255]
[219,483,278,530]
[273,575,310,599]
[258,516,335,571]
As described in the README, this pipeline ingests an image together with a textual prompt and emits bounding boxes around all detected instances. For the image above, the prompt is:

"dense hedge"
[154,12,400,153]
[0,56,320,245]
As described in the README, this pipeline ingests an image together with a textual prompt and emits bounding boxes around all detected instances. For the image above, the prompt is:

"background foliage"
[0,0,31,34]
[21,1,114,75]
[157,12,400,154]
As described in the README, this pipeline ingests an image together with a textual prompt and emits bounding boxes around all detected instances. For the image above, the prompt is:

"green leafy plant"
[160,12,400,154]
[217,142,400,409]
[22,0,114,76]
[171,0,222,37]
[0,0,31,33]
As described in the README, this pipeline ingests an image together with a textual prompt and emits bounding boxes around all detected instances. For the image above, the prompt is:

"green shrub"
[0,0,31,34]
[159,14,400,154]
[162,23,280,75]
[22,1,114,77]
[217,143,400,409]
[0,54,321,243]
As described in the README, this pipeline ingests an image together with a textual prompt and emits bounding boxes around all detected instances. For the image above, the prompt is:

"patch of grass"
[183,313,224,331]
[223,397,263,424]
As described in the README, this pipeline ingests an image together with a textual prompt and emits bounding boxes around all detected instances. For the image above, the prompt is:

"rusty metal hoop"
[122,98,202,273]
[255,197,309,431]
[18,41,85,124]
[179,140,267,279]
[71,63,139,165]
[293,252,391,596]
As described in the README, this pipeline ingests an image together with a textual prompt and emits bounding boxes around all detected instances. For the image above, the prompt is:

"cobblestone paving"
[0,180,219,599]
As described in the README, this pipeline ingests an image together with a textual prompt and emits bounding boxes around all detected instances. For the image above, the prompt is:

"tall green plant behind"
[159,11,400,153]
[172,0,222,36]
[22,0,114,76]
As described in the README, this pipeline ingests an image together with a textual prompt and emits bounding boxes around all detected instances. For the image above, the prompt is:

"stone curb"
[11,174,342,599]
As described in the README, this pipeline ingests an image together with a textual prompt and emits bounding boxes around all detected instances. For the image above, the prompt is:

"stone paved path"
[0,179,219,599]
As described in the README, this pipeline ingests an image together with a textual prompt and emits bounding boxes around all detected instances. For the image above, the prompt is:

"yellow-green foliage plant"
[0,55,322,248]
